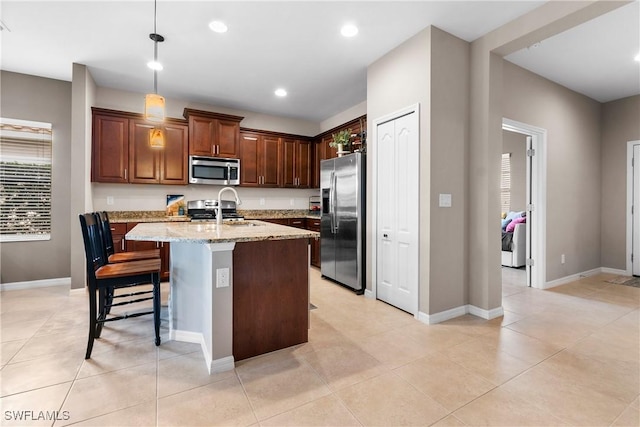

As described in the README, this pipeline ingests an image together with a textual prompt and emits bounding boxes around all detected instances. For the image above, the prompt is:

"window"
[0,118,52,242]
[501,153,511,213]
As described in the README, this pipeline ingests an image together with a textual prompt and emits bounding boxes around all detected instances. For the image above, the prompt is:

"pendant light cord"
[153,0,158,94]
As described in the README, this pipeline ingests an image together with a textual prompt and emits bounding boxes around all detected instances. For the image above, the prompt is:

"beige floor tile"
[336,372,448,426]
[1,318,48,342]
[436,314,502,337]
[394,353,495,412]
[500,361,630,426]
[12,329,87,363]
[158,376,256,426]
[0,351,83,397]
[439,338,532,386]
[260,394,361,427]
[0,340,26,366]
[352,329,434,369]
[66,400,157,427]
[156,338,201,360]
[505,311,597,347]
[398,321,475,353]
[237,357,331,421]
[611,403,640,427]
[453,387,567,426]
[479,327,562,365]
[0,382,72,426]
[158,351,236,398]
[430,415,467,427]
[60,362,157,424]
[77,338,160,379]
[301,342,388,391]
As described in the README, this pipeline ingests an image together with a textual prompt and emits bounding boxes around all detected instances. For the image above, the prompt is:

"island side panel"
[232,238,309,361]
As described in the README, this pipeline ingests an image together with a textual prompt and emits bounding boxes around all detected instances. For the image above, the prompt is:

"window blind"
[501,153,511,213]
[0,118,52,242]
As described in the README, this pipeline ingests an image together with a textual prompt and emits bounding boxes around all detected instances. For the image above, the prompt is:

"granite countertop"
[109,210,321,223]
[126,220,319,244]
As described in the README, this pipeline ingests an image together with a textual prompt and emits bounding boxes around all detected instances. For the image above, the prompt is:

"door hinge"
[526,204,534,212]
[632,253,634,262]
[526,258,534,266]
[526,148,536,157]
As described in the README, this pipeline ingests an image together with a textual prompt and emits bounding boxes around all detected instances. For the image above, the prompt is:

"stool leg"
[86,288,97,359]
[96,287,107,338]
[153,273,161,346]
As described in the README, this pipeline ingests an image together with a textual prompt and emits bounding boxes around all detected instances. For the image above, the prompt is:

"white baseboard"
[364,289,374,299]
[1,277,71,292]
[170,329,203,344]
[544,267,602,289]
[600,267,628,276]
[418,304,504,325]
[210,356,235,374]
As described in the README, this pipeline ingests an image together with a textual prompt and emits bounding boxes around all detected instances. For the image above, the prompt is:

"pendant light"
[145,0,165,148]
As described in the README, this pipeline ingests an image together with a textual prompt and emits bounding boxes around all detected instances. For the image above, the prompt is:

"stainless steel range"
[187,199,244,221]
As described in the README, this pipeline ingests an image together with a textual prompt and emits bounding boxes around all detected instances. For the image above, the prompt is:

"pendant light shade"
[145,93,165,123]
[149,127,165,149]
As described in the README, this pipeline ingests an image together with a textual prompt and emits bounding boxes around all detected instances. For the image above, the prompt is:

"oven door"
[189,156,240,185]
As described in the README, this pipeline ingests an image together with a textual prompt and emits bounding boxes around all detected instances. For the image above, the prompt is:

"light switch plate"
[439,193,452,208]
[106,196,114,205]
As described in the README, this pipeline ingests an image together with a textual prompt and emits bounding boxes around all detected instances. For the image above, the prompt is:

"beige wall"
[0,71,72,283]
[367,27,431,308]
[601,95,640,270]
[502,130,527,212]
[428,27,470,314]
[319,101,367,133]
[502,61,602,281]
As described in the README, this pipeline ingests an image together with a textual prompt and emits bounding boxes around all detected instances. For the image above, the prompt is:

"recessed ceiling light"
[147,60,163,71]
[209,21,228,33]
[341,24,358,38]
[275,88,287,97]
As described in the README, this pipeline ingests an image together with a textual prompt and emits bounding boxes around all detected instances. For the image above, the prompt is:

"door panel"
[334,156,358,288]
[633,145,640,275]
[320,159,336,280]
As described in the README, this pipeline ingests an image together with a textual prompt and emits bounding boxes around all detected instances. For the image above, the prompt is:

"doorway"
[502,118,547,289]
[626,141,640,275]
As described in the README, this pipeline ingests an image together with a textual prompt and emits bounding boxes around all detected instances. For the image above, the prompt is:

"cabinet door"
[296,140,311,188]
[110,223,128,253]
[129,120,160,184]
[160,242,170,281]
[312,140,325,189]
[92,114,129,183]
[289,218,306,229]
[239,132,260,186]
[324,135,337,159]
[125,223,158,252]
[161,123,188,184]
[281,138,296,187]
[189,116,215,156]
[217,119,240,158]
[261,135,281,187]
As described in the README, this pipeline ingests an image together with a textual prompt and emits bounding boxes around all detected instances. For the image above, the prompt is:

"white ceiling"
[1,1,638,122]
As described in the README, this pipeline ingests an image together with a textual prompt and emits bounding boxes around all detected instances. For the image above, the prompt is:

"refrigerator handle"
[332,172,339,234]
[329,171,335,234]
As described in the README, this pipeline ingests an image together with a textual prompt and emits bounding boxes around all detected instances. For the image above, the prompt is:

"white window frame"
[0,118,53,242]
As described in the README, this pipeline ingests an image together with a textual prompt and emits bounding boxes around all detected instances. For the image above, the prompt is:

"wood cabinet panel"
[281,138,296,187]
[188,116,216,156]
[296,140,311,188]
[282,138,311,188]
[239,133,260,186]
[239,132,281,187]
[262,135,281,187]
[217,119,240,158]
[110,223,128,253]
[306,218,321,268]
[185,109,243,158]
[125,222,170,280]
[233,239,308,361]
[161,123,188,184]
[129,120,160,184]
[92,114,129,183]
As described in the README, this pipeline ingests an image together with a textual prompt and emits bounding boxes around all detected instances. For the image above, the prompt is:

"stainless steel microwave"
[188,155,240,185]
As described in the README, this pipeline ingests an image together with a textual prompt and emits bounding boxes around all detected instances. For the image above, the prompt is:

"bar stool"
[95,211,159,263]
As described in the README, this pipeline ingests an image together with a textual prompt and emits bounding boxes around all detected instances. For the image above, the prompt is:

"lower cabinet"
[261,218,320,268]
[125,222,170,281]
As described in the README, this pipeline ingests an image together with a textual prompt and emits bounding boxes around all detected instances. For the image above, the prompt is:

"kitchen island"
[126,220,318,373]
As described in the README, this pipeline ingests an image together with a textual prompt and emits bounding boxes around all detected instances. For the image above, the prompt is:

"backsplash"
[92,183,319,212]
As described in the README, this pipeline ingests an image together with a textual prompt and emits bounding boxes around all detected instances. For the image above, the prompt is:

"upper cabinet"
[239,131,281,187]
[282,138,311,188]
[184,108,243,158]
[92,108,188,185]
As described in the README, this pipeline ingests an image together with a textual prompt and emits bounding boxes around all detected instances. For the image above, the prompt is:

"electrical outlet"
[259,198,265,206]
[290,198,295,206]
[216,268,229,288]
[561,254,565,264]
[106,196,114,205]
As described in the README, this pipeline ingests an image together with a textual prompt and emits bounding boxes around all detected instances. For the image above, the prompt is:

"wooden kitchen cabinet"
[92,112,130,183]
[92,108,188,185]
[282,138,311,188]
[239,131,281,187]
[110,223,128,253]
[184,108,243,158]
[306,218,321,268]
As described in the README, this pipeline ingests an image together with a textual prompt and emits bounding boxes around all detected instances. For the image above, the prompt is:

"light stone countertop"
[126,220,319,244]
[109,210,320,223]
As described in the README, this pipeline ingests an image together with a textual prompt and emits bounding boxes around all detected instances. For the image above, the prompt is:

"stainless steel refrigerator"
[320,152,365,293]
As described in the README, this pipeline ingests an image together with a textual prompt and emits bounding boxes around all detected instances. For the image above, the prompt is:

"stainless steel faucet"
[217,187,241,227]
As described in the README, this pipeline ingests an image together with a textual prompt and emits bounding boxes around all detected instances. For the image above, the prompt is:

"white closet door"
[376,112,419,314]
[633,145,640,275]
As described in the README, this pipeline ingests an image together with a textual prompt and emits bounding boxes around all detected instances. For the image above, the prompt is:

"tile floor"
[1,269,638,426]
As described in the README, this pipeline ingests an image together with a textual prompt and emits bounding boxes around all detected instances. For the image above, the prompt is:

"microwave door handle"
[227,164,231,185]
